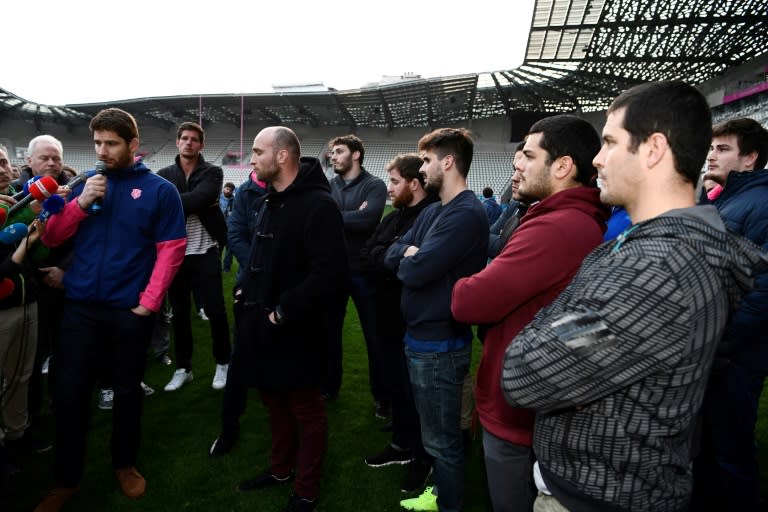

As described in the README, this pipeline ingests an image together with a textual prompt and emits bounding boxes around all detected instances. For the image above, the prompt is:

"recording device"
[7,175,59,216]
[38,195,65,222]
[11,175,42,200]
[0,223,28,245]
[90,161,107,215]
[26,195,66,232]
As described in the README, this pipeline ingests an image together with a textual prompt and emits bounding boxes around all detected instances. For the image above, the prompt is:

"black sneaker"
[400,459,433,493]
[365,444,413,467]
[209,432,237,457]
[284,493,317,512]
[237,471,293,491]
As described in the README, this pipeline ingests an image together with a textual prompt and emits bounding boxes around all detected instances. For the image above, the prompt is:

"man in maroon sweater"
[452,115,610,512]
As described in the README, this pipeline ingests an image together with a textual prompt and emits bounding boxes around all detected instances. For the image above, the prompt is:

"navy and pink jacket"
[42,162,186,312]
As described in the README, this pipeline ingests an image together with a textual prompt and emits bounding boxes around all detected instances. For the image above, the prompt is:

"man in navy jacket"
[693,117,768,511]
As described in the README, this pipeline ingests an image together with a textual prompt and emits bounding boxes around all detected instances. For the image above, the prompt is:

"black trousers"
[168,246,231,371]
[53,301,154,487]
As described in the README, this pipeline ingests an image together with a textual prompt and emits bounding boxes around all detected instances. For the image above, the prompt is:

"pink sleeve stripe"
[138,237,187,312]
[41,199,88,247]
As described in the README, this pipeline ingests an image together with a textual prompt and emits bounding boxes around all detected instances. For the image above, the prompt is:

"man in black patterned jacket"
[501,81,768,512]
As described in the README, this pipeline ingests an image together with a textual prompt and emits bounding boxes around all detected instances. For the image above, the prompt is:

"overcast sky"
[4,0,534,105]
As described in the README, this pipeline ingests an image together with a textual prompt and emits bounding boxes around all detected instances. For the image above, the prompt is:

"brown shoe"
[115,466,146,498]
[34,487,79,512]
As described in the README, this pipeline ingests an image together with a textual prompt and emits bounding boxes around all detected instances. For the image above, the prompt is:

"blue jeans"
[406,344,471,512]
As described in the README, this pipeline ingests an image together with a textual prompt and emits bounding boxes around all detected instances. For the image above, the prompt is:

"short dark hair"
[328,135,365,165]
[528,115,600,187]
[712,117,768,171]
[273,127,301,160]
[482,187,494,198]
[417,128,474,178]
[608,81,712,185]
[89,108,139,144]
[514,141,526,153]
[386,153,425,186]
[224,182,235,189]
[177,122,205,144]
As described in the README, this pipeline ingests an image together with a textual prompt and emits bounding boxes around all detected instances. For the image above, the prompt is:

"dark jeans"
[219,297,247,437]
[168,246,231,370]
[53,301,154,487]
[259,388,327,499]
[406,344,471,512]
[482,429,535,512]
[28,285,64,420]
[222,245,233,271]
[325,273,383,400]
[691,362,765,511]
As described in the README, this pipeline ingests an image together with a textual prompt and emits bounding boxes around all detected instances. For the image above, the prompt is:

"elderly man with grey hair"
[12,135,66,189]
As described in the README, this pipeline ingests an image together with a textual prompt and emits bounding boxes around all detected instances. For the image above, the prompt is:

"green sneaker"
[400,486,438,511]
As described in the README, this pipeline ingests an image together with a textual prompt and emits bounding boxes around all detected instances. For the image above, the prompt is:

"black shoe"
[209,432,237,457]
[237,471,293,491]
[400,459,433,493]
[378,421,393,433]
[374,400,391,419]
[5,434,52,457]
[365,445,413,467]
[284,493,317,512]
[322,391,338,401]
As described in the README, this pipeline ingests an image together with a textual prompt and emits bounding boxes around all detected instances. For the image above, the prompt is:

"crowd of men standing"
[0,79,767,512]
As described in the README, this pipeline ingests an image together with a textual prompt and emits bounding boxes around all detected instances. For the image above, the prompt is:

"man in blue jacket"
[36,108,186,511]
[693,117,768,511]
[208,171,267,457]
[385,128,488,512]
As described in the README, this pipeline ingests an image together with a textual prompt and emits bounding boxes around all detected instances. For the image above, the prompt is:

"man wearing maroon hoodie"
[451,115,610,512]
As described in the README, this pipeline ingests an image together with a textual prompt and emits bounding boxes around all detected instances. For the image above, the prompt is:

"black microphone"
[64,171,91,190]
[90,161,107,215]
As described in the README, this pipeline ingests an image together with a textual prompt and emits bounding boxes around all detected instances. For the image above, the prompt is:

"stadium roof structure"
[2,0,767,130]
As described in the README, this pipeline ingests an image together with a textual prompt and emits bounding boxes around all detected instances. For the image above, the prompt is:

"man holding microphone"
[35,108,186,512]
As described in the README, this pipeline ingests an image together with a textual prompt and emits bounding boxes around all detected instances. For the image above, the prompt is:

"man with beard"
[361,153,437,493]
[233,127,347,512]
[452,115,610,512]
[325,135,387,412]
[385,128,488,512]
[35,108,186,512]
[488,142,528,259]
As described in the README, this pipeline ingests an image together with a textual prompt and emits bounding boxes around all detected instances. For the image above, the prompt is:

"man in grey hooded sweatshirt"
[501,81,767,512]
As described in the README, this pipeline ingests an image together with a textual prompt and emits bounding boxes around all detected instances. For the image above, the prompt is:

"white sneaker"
[98,388,114,410]
[41,357,50,375]
[140,381,155,396]
[212,364,229,390]
[198,308,209,321]
[164,369,193,391]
